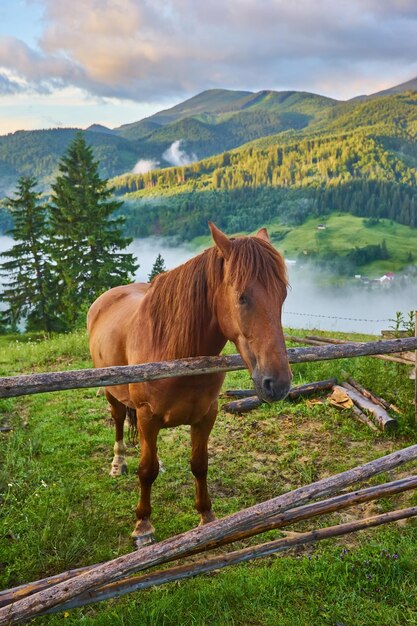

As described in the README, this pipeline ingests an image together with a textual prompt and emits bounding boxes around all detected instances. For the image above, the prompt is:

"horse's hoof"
[199,511,216,526]
[132,532,156,550]
[109,462,127,477]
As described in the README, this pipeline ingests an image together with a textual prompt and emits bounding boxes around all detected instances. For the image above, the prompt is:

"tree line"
[0,133,138,333]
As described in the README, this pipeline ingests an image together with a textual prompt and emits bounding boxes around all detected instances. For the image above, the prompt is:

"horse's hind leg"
[191,403,217,526]
[105,390,128,477]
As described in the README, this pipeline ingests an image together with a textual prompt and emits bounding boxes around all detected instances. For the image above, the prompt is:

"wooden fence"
[1,336,417,399]
[1,335,417,623]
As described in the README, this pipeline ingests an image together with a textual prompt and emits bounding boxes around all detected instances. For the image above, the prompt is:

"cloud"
[132,159,160,174]
[1,0,417,103]
[163,140,197,166]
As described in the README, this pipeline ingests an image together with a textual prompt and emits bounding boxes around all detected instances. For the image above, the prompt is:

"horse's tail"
[126,406,138,446]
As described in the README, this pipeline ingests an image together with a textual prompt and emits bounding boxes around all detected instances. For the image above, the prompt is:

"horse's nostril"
[261,376,291,402]
[262,377,274,395]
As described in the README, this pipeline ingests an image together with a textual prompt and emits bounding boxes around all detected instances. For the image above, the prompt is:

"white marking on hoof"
[132,532,156,550]
[109,457,128,476]
[131,519,156,549]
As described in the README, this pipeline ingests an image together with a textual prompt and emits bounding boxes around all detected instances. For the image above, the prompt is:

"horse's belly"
[130,374,225,427]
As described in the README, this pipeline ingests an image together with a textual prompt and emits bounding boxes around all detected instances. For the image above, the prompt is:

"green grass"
[1,330,417,625]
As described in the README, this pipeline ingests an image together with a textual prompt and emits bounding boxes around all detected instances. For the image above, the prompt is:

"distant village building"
[378,272,395,283]
[316,224,327,230]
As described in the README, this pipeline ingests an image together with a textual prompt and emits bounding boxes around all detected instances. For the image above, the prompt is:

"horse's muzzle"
[252,370,292,403]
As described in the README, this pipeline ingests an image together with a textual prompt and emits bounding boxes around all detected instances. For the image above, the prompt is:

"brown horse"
[87,222,292,547]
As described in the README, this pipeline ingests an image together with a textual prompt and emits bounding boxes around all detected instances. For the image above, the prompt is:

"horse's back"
[87,282,149,368]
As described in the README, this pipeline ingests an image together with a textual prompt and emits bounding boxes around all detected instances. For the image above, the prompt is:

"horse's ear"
[209,221,232,260]
[255,227,270,243]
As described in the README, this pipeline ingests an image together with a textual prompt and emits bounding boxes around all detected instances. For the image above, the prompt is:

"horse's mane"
[146,237,288,359]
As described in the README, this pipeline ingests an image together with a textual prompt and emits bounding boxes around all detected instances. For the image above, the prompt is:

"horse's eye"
[238,294,248,306]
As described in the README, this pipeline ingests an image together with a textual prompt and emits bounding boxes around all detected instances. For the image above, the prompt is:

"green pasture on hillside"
[1,330,417,625]
[192,213,417,277]
[269,214,417,275]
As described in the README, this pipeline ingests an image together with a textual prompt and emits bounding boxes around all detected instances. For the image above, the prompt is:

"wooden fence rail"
[1,337,417,399]
[2,443,417,624]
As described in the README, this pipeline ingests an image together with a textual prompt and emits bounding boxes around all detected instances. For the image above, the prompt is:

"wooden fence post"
[415,311,417,424]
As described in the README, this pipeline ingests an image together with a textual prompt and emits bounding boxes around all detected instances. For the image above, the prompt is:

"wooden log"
[225,378,337,400]
[224,389,258,399]
[351,404,379,432]
[287,379,337,399]
[4,473,417,608]
[223,379,338,413]
[415,311,417,424]
[306,335,349,344]
[304,334,414,366]
[285,334,325,346]
[2,443,417,624]
[223,396,261,413]
[331,384,378,431]
[346,376,400,414]
[341,382,397,432]
[42,505,417,615]
[1,338,417,399]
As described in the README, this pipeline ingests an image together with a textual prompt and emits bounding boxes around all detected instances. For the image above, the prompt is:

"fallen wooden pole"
[223,379,337,413]
[42,504,417,615]
[223,396,261,413]
[341,382,397,432]
[225,378,337,401]
[4,473,417,608]
[1,338,417,398]
[350,404,379,432]
[2,443,417,624]
[346,376,400,414]
[415,311,417,424]
[224,389,258,399]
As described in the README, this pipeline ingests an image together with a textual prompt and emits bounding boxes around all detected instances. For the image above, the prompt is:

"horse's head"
[209,222,292,403]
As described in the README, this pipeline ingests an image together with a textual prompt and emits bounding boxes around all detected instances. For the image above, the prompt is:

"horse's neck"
[139,262,228,360]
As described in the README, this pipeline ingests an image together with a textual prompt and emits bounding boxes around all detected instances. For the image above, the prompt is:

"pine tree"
[0,176,57,331]
[48,132,138,328]
[148,254,167,282]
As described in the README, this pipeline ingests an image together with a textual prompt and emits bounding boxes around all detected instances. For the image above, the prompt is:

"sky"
[0,0,417,135]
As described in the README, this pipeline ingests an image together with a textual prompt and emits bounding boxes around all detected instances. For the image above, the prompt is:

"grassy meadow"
[191,213,417,278]
[269,214,417,275]
[1,330,417,625]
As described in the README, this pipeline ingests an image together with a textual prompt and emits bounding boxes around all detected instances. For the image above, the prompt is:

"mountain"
[86,124,115,134]
[368,76,417,98]
[111,89,417,240]
[0,88,338,194]
[0,78,416,204]
[113,89,338,159]
[0,128,140,196]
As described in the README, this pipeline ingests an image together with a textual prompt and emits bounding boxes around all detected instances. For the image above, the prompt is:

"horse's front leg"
[190,402,217,526]
[132,406,160,549]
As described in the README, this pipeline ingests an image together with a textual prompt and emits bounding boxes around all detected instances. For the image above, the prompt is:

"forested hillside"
[112,91,417,239]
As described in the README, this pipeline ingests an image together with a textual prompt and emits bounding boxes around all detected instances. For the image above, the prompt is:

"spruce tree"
[148,254,167,282]
[48,132,138,328]
[0,176,57,331]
